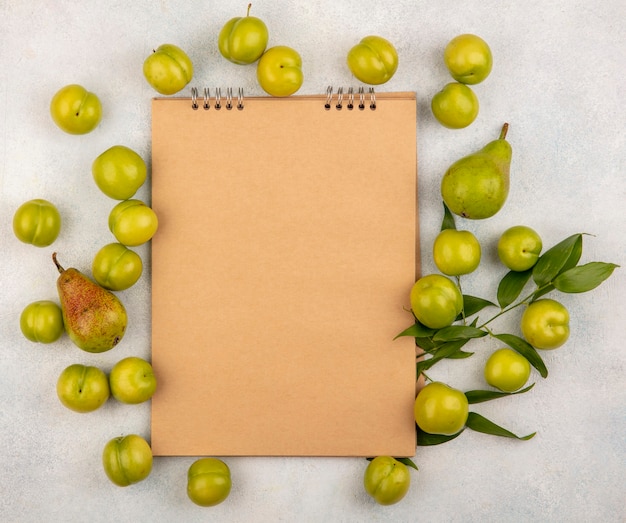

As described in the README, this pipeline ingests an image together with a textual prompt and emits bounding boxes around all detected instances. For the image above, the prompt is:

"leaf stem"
[421,371,433,383]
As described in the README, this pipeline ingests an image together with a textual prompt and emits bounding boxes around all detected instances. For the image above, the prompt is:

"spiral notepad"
[150,87,418,457]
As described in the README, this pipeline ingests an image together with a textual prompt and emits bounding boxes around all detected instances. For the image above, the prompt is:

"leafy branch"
[398,208,618,379]
[400,203,618,446]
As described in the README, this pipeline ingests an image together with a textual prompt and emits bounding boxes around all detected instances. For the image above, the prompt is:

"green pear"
[52,252,127,353]
[441,123,511,219]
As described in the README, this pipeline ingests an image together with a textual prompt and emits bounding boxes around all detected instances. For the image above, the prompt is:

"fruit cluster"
[432,34,492,129]
[367,68,616,503]
[369,210,616,504]
[143,5,400,99]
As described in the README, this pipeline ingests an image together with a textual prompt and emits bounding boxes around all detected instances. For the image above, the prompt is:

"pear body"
[441,124,512,220]
[54,255,127,353]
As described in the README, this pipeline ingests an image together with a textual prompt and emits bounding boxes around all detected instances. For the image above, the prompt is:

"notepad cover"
[150,93,418,456]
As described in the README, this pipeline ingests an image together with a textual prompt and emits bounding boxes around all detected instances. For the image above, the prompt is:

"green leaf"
[532,234,583,287]
[462,295,497,318]
[554,262,619,293]
[446,349,474,359]
[497,269,532,309]
[416,339,469,375]
[417,426,464,446]
[465,412,536,440]
[560,234,584,274]
[433,325,487,342]
[493,333,548,378]
[465,383,535,404]
[394,322,436,340]
[441,201,456,231]
[414,337,437,351]
[395,457,419,471]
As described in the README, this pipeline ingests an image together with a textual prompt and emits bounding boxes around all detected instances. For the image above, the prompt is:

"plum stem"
[247,3,252,16]
[499,123,509,140]
[52,252,65,273]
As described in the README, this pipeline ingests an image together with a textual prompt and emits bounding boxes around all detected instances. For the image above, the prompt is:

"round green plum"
[484,348,531,392]
[414,381,468,436]
[56,364,110,413]
[521,299,570,350]
[497,225,543,272]
[109,356,157,404]
[433,229,481,276]
[256,46,303,97]
[410,274,463,329]
[108,199,158,246]
[363,456,411,505]
[13,199,61,247]
[143,44,194,95]
[444,34,493,85]
[92,145,147,200]
[218,5,268,64]
[50,84,102,134]
[92,243,143,291]
[431,82,479,129]
[347,35,398,85]
[20,300,64,343]
[187,458,232,507]
[102,434,153,487]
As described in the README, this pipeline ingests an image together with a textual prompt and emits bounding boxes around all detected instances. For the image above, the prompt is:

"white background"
[1,1,624,522]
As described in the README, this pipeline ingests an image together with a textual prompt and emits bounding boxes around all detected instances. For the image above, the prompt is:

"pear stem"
[499,123,509,140]
[52,252,65,274]
[247,3,252,16]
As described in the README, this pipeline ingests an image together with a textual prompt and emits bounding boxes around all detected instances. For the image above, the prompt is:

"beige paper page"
[150,92,418,456]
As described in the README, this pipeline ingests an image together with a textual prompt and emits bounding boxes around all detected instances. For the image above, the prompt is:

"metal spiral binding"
[324,86,333,109]
[190,87,245,110]
[236,87,244,110]
[346,87,355,110]
[214,88,222,109]
[324,86,376,111]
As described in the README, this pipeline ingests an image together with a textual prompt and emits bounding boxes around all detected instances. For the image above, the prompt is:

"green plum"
[497,226,543,272]
[414,382,468,436]
[92,145,147,200]
[431,82,479,129]
[444,34,493,85]
[108,199,158,246]
[50,84,102,134]
[92,243,143,291]
[13,199,61,247]
[410,274,463,329]
[433,229,481,276]
[521,299,570,350]
[484,348,531,392]
[347,35,398,85]
[143,44,194,95]
[102,434,153,487]
[187,458,232,507]
[56,364,110,413]
[218,4,268,64]
[363,456,411,505]
[20,300,64,343]
[256,46,303,97]
[109,356,156,404]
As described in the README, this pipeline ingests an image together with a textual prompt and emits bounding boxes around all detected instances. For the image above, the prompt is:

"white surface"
[1,1,625,522]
